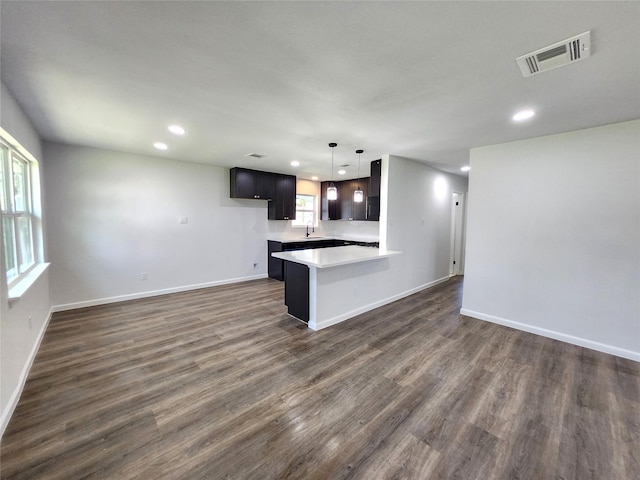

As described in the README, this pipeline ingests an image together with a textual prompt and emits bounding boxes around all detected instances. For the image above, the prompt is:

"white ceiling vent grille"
[516,31,591,77]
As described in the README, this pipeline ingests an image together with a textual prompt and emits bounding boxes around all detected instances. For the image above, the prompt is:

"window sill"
[8,263,50,307]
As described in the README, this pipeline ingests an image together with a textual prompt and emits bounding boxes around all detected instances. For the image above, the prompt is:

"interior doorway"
[449,192,466,276]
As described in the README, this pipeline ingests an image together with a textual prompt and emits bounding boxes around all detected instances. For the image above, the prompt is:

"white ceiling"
[1,1,639,180]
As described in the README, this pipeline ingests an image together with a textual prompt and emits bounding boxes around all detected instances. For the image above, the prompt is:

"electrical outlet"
[141,272,148,280]
[179,216,188,224]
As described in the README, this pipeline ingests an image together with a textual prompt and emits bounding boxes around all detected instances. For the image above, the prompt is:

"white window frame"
[291,193,317,228]
[1,137,36,287]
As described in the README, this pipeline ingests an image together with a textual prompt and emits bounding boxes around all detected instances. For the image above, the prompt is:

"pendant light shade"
[354,149,364,203]
[327,142,338,201]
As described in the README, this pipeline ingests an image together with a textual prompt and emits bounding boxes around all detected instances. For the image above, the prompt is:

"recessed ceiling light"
[290,160,300,167]
[461,166,471,172]
[512,109,535,122]
[153,142,168,151]
[338,169,346,175]
[311,176,319,181]
[168,124,185,135]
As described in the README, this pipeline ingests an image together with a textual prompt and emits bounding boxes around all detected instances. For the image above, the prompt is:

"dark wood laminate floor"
[1,277,638,479]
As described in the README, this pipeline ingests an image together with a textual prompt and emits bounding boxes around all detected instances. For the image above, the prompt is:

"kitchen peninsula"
[272,245,401,330]
[267,236,379,280]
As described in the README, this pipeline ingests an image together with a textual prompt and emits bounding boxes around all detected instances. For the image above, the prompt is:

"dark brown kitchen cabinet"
[230,168,297,220]
[283,261,310,323]
[321,178,369,221]
[345,179,368,221]
[339,181,353,220]
[268,174,296,220]
[267,241,285,280]
[320,181,341,221]
[369,160,381,197]
[367,159,381,221]
[230,167,275,200]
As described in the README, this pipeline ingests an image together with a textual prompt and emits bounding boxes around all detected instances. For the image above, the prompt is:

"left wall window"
[1,137,35,284]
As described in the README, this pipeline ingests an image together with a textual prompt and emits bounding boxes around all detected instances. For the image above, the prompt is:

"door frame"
[449,191,466,276]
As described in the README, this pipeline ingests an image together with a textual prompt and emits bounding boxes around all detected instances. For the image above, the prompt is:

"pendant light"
[327,142,338,201]
[353,149,364,203]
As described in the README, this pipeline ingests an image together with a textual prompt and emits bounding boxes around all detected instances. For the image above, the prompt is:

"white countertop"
[271,245,401,268]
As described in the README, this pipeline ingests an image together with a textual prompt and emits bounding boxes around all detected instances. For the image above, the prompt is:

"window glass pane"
[17,215,34,271]
[0,145,8,212]
[292,194,316,226]
[3,216,17,281]
[13,157,27,211]
[296,194,314,211]
[1,135,40,287]
[296,211,314,226]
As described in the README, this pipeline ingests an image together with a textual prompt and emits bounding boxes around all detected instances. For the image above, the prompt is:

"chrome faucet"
[306,222,315,238]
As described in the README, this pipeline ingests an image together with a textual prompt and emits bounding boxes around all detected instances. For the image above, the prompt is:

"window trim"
[291,193,317,228]
[1,128,42,298]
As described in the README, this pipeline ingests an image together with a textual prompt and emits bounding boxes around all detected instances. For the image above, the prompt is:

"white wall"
[0,83,42,161]
[0,82,52,436]
[462,120,640,361]
[380,155,468,294]
[44,142,269,309]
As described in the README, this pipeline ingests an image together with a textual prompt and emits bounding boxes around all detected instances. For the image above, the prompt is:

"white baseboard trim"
[311,276,450,331]
[52,274,268,313]
[1,307,54,438]
[460,308,640,362]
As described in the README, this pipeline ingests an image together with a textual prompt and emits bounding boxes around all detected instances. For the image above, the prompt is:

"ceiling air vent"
[244,152,266,159]
[516,31,591,78]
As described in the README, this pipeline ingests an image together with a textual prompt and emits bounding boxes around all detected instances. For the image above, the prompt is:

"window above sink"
[291,194,317,228]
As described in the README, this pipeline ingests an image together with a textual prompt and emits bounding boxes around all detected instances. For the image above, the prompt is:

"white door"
[450,192,466,275]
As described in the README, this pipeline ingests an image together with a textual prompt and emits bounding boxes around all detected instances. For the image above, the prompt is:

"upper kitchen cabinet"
[268,174,296,220]
[320,181,341,221]
[369,160,381,197]
[366,159,382,221]
[335,179,368,221]
[321,176,371,221]
[230,167,275,200]
[321,160,381,221]
[230,167,297,220]
[349,179,368,221]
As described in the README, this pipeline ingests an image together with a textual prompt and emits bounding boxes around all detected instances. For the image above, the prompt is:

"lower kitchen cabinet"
[283,261,309,323]
[267,241,285,281]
